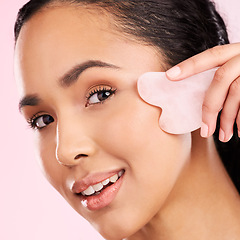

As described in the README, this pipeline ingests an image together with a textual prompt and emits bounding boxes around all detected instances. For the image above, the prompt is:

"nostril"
[74,154,88,160]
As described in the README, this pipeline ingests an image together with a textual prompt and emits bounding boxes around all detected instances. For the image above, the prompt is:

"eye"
[86,86,117,107]
[28,114,54,130]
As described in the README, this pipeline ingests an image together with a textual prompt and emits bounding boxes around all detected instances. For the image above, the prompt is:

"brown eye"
[33,115,54,129]
[89,91,111,104]
[86,87,116,106]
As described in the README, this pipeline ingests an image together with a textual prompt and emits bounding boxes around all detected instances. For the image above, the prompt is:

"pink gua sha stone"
[137,68,218,134]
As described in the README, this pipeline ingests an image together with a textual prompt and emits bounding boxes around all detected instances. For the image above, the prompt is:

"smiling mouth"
[77,169,125,197]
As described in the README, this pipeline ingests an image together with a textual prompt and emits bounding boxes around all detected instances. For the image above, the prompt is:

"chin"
[91,210,150,240]
[95,224,134,240]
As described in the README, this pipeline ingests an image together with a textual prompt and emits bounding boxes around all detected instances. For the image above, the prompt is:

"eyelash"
[28,113,55,131]
[85,85,117,107]
[27,112,45,130]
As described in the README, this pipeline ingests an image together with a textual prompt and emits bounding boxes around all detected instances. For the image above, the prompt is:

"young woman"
[14,0,240,239]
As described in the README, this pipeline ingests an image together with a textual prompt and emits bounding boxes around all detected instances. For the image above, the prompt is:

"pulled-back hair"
[14,0,240,193]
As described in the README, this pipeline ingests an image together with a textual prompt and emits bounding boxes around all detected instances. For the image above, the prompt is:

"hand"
[166,43,240,142]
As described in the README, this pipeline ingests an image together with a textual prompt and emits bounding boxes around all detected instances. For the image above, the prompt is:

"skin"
[14,5,240,240]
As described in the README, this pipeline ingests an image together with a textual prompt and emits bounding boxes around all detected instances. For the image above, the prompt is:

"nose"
[56,117,97,167]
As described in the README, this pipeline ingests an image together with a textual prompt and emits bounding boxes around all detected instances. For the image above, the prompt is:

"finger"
[219,77,240,142]
[200,107,219,139]
[200,55,240,137]
[237,110,240,138]
[166,43,240,80]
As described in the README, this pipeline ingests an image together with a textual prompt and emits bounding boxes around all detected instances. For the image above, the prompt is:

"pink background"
[0,1,239,239]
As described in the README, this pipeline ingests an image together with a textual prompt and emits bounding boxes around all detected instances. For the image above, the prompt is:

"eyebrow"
[59,60,120,87]
[18,60,120,111]
[19,94,41,111]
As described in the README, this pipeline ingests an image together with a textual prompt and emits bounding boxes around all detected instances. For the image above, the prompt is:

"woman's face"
[15,6,191,239]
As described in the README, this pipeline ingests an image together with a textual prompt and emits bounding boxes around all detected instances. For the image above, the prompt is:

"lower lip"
[80,173,124,211]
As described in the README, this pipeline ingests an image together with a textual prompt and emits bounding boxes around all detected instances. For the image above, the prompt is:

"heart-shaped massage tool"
[137,68,218,134]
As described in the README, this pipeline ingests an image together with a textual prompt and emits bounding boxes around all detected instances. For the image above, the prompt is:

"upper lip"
[71,169,124,194]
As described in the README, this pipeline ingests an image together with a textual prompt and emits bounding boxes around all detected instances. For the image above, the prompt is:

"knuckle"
[229,79,240,96]
[214,67,227,85]
[208,45,224,58]
[220,111,235,122]
[202,102,216,114]
[188,55,198,69]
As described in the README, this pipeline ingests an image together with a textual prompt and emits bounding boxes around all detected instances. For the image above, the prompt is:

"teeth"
[109,174,118,183]
[92,183,103,192]
[118,170,124,177]
[102,178,110,186]
[80,170,124,196]
[83,186,95,196]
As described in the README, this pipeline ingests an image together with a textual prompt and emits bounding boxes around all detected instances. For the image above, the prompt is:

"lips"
[81,170,124,196]
[71,169,125,211]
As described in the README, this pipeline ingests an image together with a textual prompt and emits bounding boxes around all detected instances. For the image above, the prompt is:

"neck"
[128,131,240,240]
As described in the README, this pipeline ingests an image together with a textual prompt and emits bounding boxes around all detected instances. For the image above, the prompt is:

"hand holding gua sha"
[137,68,219,134]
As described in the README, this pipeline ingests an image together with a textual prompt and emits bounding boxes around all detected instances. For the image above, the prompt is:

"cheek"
[92,92,161,154]
[116,99,190,185]
[90,96,192,236]
[94,92,190,165]
[93,92,192,197]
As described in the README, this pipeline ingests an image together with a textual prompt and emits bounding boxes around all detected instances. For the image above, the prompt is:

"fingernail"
[166,66,181,79]
[226,133,233,142]
[219,128,225,142]
[201,122,209,138]
[238,130,240,138]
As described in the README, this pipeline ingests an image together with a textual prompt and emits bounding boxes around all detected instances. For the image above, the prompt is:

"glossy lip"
[71,169,125,194]
[80,172,125,211]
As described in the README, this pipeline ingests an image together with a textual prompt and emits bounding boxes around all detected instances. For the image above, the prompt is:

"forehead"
[14,6,117,90]
[14,5,162,97]
[15,6,116,65]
